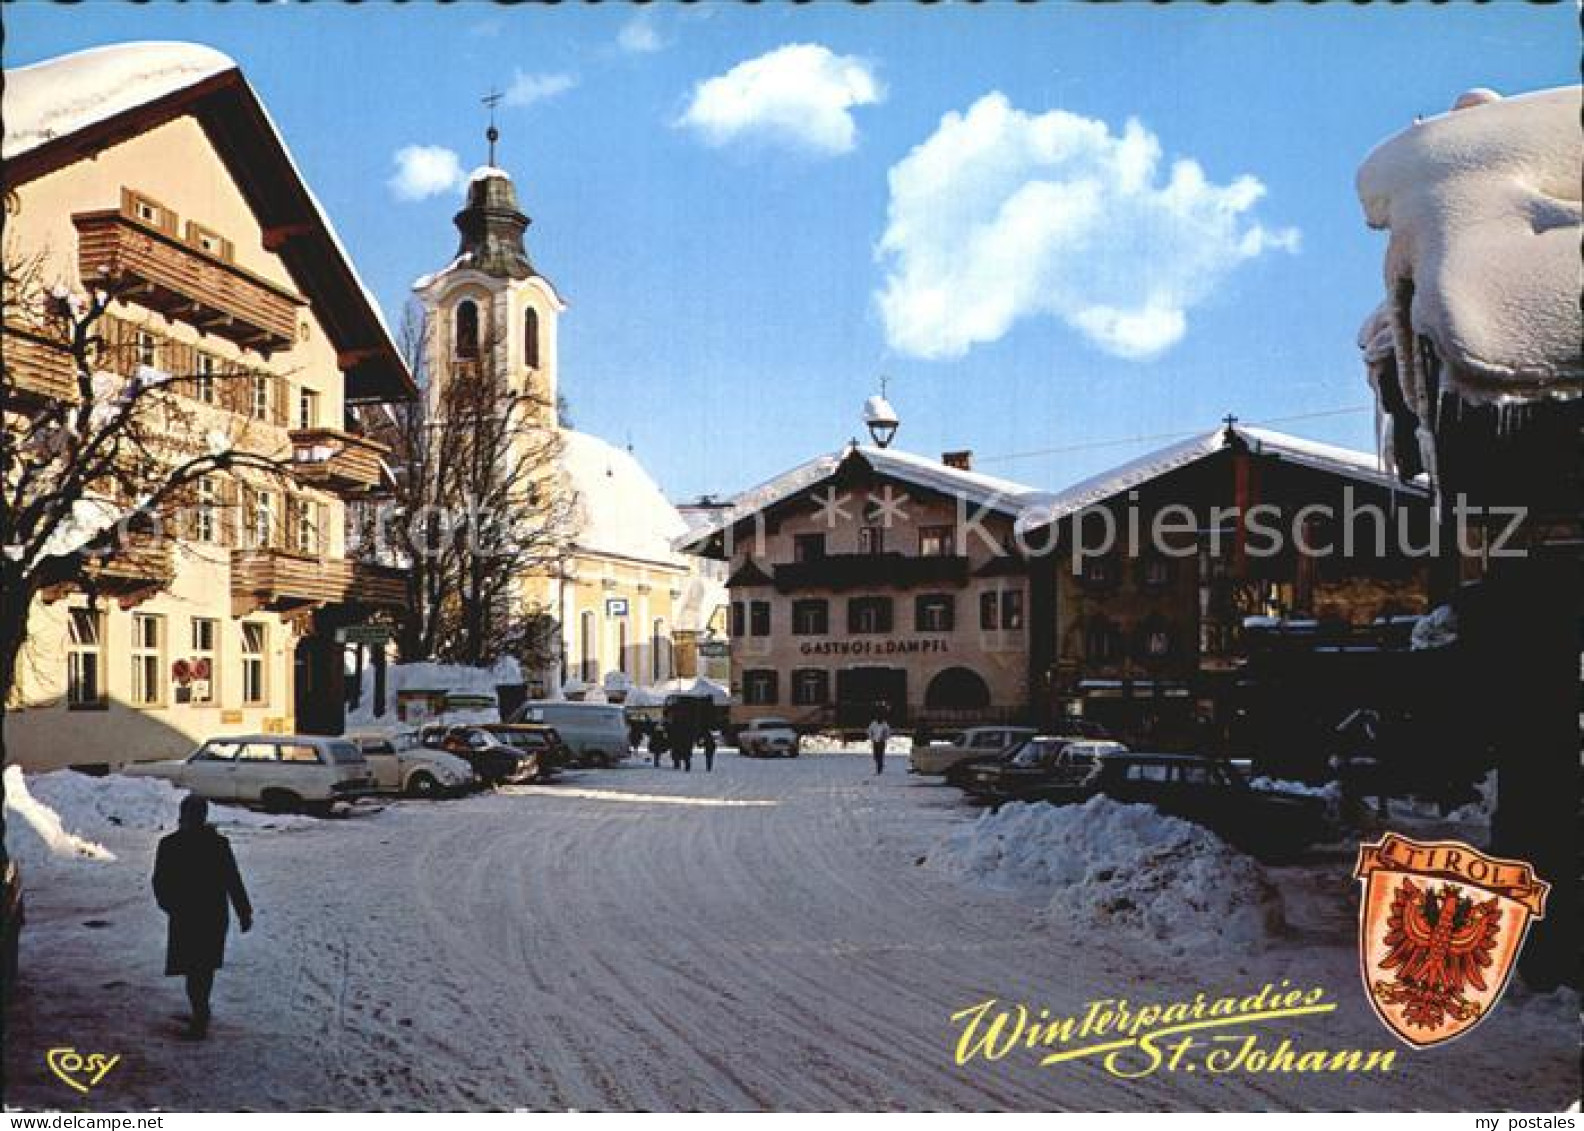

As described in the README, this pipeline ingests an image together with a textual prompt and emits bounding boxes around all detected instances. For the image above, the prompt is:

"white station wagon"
[124,734,376,813]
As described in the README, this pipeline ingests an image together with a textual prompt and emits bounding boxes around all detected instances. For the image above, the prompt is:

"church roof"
[450,166,535,280]
[561,430,689,569]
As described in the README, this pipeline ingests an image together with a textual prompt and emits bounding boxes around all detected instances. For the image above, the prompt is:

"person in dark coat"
[672,724,696,772]
[153,795,253,1039]
[701,728,717,773]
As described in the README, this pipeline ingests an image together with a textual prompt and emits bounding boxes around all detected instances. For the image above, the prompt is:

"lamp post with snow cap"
[863,389,899,450]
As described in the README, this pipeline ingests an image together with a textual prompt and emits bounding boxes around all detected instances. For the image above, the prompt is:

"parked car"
[480,723,569,779]
[418,725,537,786]
[507,702,630,767]
[910,726,1037,775]
[347,729,476,797]
[957,736,1127,805]
[2,860,23,997]
[737,718,800,758]
[1093,751,1330,859]
[123,735,376,813]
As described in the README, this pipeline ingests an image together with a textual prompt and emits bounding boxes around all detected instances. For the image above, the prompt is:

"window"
[186,221,231,261]
[579,610,597,682]
[134,197,161,225]
[793,533,826,562]
[730,601,746,638]
[66,608,105,709]
[194,352,217,404]
[239,742,281,762]
[791,599,828,635]
[135,330,159,370]
[1001,589,1025,631]
[1085,617,1122,664]
[184,617,218,705]
[297,388,319,430]
[294,499,319,555]
[858,526,885,555]
[280,743,322,764]
[250,373,271,421]
[919,525,954,557]
[1142,556,1174,589]
[524,307,540,369]
[749,601,771,637]
[848,596,893,634]
[1080,555,1118,589]
[618,618,629,675]
[915,594,955,633]
[980,590,999,631]
[131,614,164,707]
[792,669,829,706]
[193,476,218,544]
[743,670,779,706]
[455,300,479,360]
[241,622,267,705]
[250,490,276,549]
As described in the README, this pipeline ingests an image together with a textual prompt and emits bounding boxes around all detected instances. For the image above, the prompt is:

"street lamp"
[862,393,899,449]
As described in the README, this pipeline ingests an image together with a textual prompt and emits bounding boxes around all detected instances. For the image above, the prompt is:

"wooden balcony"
[289,427,388,494]
[772,552,970,594]
[1,322,77,402]
[39,532,176,609]
[231,549,406,617]
[74,210,302,354]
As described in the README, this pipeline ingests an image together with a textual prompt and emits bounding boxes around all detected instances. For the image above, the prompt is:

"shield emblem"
[1355,833,1549,1048]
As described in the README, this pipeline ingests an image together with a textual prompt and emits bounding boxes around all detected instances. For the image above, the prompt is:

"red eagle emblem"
[1356,834,1548,1048]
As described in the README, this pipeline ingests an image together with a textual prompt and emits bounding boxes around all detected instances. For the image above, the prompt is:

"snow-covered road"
[4,751,1578,1111]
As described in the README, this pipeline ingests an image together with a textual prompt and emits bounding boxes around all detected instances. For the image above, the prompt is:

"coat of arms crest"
[1355,833,1549,1048]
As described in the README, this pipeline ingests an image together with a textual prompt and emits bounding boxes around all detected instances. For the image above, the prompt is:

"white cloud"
[388,144,466,201]
[617,11,665,54]
[504,70,576,109]
[675,43,883,157]
[876,93,1300,361]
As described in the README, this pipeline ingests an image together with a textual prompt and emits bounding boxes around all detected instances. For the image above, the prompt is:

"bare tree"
[1,244,295,829]
[355,305,576,671]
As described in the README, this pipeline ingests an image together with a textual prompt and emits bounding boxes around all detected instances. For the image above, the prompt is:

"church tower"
[412,128,564,423]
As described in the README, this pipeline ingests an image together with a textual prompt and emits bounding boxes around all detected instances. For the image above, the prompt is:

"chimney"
[942,449,973,471]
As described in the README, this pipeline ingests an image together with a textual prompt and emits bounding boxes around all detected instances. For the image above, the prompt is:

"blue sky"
[7,2,1575,502]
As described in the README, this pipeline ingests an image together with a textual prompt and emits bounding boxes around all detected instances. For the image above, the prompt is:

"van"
[508,701,630,767]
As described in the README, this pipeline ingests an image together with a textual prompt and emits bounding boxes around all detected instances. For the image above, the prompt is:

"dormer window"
[524,306,540,369]
[455,299,479,360]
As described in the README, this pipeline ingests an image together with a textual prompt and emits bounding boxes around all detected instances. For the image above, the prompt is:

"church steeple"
[452,109,535,280]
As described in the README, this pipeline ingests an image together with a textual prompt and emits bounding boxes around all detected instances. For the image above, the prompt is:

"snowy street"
[4,751,1578,1112]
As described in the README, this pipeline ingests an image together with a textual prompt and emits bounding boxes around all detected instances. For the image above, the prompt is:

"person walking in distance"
[701,727,717,773]
[152,795,253,1039]
[867,709,892,775]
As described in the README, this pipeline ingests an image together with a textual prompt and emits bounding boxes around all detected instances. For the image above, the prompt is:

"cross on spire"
[878,373,892,399]
[482,88,503,166]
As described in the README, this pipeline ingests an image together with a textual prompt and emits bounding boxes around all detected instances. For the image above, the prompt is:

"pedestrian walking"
[867,711,891,775]
[701,728,717,773]
[152,795,253,1040]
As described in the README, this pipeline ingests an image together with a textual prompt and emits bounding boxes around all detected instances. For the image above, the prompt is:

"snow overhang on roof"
[1013,425,1421,540]
[676,444,1053,558]
[1356,86,1583,411]
[561,430,689,568]
[3,41,416,404]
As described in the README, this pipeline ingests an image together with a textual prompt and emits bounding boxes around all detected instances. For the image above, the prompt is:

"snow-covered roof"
[1014,425,1414,535]
[4,41,415,403]
[1356,86,1583,408]
[676,443,1054,554]
[2,41,234,159]
[561,430,689,568]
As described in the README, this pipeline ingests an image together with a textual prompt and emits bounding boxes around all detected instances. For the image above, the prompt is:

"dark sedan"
[419,724,537,786]
[957,737,1128,805]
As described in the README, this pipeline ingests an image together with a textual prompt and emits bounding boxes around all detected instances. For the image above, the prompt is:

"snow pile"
[928,797,1286,954]
[561,430,689,566]
[799,733,914,755]
[1447,770,1496,823]
[347,657,521,726]
[4,766,115,868]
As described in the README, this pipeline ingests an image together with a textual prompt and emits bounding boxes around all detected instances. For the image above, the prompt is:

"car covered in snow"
[737,717,800,758]
[346,730,476,797]
[909,726,1037,775]
[507,702,630,767]
[956,736,1127,805]
[123,735,376,813]
[418,725,537,786]
[1091,752,1330,860]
